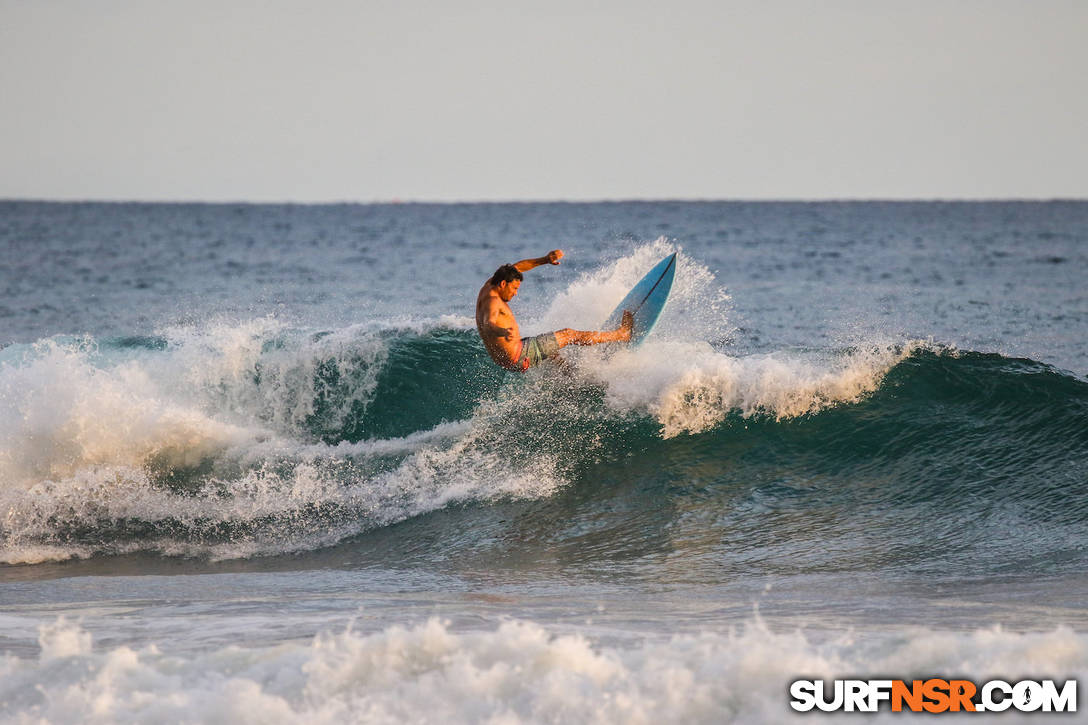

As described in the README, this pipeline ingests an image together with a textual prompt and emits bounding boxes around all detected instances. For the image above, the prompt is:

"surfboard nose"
[603,253,677,346]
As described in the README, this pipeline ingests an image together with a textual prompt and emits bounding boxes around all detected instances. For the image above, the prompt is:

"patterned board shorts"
[516,332,560,370]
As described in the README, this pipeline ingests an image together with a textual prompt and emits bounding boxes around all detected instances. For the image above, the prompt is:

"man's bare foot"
[619,310,634,342]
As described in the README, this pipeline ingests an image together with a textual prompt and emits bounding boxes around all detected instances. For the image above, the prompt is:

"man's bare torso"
[476,283,521,368]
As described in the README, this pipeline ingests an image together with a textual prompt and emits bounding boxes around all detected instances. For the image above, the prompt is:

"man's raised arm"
[513,249,564,272]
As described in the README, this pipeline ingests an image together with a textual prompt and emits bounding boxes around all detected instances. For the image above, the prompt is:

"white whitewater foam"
[0,336,261,489]
[0,321,560,564]
[531,240,922,437]
[1,617,1083,724]
[0,411,560,564]
[583,340,924,437]
[0,315,480,495]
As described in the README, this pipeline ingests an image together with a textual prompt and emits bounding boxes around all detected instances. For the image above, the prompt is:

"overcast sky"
[2,0,1085,202]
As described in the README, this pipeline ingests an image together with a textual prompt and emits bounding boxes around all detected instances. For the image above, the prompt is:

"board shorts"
[515,332,560,371]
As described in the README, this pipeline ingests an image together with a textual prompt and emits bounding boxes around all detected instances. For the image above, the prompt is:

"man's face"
[498,279,520,302]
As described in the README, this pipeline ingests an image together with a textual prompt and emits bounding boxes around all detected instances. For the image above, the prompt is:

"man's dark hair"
[489,264,523,286]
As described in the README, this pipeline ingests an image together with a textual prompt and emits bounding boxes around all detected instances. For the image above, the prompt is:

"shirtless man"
[476,249,633,371]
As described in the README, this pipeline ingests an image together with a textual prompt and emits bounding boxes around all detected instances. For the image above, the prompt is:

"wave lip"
[582,341,925,437]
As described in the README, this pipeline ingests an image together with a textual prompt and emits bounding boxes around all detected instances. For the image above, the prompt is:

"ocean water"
[1,200,1086,722]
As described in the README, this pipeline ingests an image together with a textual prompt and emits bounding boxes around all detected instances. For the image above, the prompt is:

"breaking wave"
[2,244,1086,565]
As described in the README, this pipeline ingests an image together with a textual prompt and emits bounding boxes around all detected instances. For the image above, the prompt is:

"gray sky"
[2,0,1086,201]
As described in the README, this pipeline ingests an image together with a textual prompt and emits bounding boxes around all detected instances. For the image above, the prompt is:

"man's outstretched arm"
[512,249,563,272]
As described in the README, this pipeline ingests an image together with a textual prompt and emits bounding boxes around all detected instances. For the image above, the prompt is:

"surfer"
[476,249,633,371]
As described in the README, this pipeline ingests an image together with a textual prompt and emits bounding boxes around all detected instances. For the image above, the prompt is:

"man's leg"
[554,311,633,349]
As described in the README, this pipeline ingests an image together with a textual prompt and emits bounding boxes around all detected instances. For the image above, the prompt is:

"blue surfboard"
[602,253,676,346]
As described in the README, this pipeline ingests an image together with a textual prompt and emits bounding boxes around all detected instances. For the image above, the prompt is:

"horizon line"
[3,196,1087,206]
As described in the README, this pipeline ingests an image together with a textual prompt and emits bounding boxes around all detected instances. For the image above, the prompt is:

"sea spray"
[531,237,733,347]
